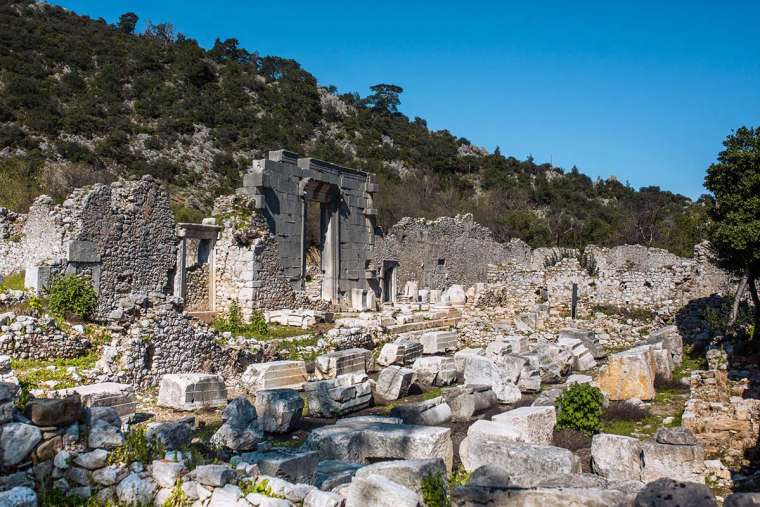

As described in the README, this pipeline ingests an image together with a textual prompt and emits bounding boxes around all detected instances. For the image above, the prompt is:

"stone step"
[385,316,461,335]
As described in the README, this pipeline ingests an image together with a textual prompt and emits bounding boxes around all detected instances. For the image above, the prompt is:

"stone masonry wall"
[373,213,510,291]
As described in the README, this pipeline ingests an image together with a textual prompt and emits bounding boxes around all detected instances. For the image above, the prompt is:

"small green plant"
[163,479,190,507]
[555,383,605,435]
[0,271,25,291]
[421,472,449,507]
[544,248,574,269]
[448,465,471,489]
[48,274,98,320]
[15,379,33,411]
[576,249,599,277]
[241,478,284,498]
[212,301,269,337]
[108,426,165,466]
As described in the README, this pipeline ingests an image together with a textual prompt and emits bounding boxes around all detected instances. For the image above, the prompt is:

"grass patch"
[273,335,320,361]
[0,271,25,291]
[12,352,99,389]
[601,401,661,438]
[673,346,708,381]
[270,436,306,448]
[592,304,657,322]
[421,387,443,400]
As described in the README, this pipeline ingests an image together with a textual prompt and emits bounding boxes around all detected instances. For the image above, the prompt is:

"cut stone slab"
[377,339,423,366]
[558,336,597,371]
[390,397,452,426]
[314,460,364,491]
[412,356,457,387]
[597,347,656,401]
[451,486,627,507]
[241,360,308,392]
[633,478,717,507]
[157,373,227,411]
[24,395,81,427]
[459,430,580,487]
[641,440,706,484]
[375,365,415,401]
[454,348,484,375]
[652,348,673,381]
[655,427,698,446]
[304,374,372,417]
[463,354,522,403]
[491,406,556,445]
[236,448,320,485]
[485,336,528,357]
[306,418,454,472]
[647,326,684,366]
[419,330,457,354]
[448,386,498,421]
[355,458,447,495]
[346,474,420,507]
[254,388,304,434]
[315,348,371,379]
[55,382,136,417]
[559,328,607,359]
[591,433,643,481]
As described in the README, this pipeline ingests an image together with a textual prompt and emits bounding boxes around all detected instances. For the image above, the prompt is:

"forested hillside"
[0,1,709,255]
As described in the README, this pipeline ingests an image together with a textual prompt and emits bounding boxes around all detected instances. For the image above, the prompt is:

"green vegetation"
[108,426,165,466]
[0,271,25,291]
[448,466,471,489]
[421,387,443,400]
[421,472,449,507]
[48,274,98,320]
[240,478,284,499]
[704,126,760,339]
[212,300,269,337]
[12,352,99,390]
[273,335,320,361]
[591,304,657,322]
[163,480,190,507]
[555,383,605,435]
[0,1,708,256]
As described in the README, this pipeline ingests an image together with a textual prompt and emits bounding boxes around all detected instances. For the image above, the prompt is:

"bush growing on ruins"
[212,300,269,338]
[108,426,165,466]
[555,383,605,435]
[47,275,98,320]
[421,472,449,507]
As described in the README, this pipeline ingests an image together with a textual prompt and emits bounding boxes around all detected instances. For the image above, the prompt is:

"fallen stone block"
[146,420,193,450]
[591,433,643,481]
[485,336,528,358]
[651,347,673,381]
[306,418,454,471]
[597,346,656,401]
[346,474,420,507]
[55,382,136,417]
[531,387,564,407]
[315,348,371,379]
[459,427,580,487]
[463,354,522,403]
[254,388,304,434]
[24,395,81,427]
[641,439,705,484]
[451,485,626,507]
[304,374,372,417]
[419,330,457,354]
[390,397,452,426]
[634,478,717,507]
[454,348,484,374]
[355,458,447,496]
[210,396,264,452]
[377,339,423,366]
[559,328,607,359]
[412,356,457,387]
[725,493,760,507]
[157,373,227,411]
[241,360,308,392]
[235,448,320,484]
[558,336,597,371]
[447,385,498,421]
[647,326,683,366]
[491,406,556,445]
[375,365,416,401]
[314,460,364,491]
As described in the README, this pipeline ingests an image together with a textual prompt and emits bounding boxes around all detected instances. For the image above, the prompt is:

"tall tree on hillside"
[117,12,138,34]
[705,126,760,339]
[366,84,403,114]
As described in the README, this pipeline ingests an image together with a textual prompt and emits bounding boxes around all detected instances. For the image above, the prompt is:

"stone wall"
[213,195,328,320]
[0,208,27,276]
[482,241,731,313]
[96,297,257,389]
[0,313,91,361]
[184,264,209,311]
[372,214,510,291]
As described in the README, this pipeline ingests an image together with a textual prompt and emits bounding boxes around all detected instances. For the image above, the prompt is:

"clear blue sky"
[55,0,760,199]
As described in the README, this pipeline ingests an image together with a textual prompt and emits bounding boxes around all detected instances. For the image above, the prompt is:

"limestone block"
[0,487,38,507]
[559,328,607,359]
[24,395,81,427]
[444,284,467,306]
[314,460,364,491]
[651,347,673,381]
[377,339,423,366]
[241,361,308,392]
[451,485,626,507]
[315,348,370,379]
[454,348,483,374]
[597,347,656,401]
[346,474,420,507]
[491,406,556,445]
[448,386,498,421]
[486,336,528,357]
[558,336,597,371]
[390,397,452,426]
[306,418,454,472]
[641,440,706,484]
[304,374,372,417]
[463,354,522,403]
[354,458,447,496]
[1,423,41,467]
[429,290,442,304]
[412,356,457,387]
[157,373,227,411]
[55,382,136,417]
[647,326,683,365]
[254,388,304,434]
[419,330,457,354]
[236,448,320,484]
[375,365,416,401]
[634,478,716,507]
[591,433,643,481]
[460,430,580,486]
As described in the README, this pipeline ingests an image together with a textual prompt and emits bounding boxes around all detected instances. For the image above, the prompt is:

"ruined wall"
[0,314,91,361]
[483,242,732,313]
[213,195,328,319]
[0,208,28,276]
[373,214,510,291]
[96,297,256,388]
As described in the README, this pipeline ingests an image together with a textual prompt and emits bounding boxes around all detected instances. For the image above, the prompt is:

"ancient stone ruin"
[0,153,756,507]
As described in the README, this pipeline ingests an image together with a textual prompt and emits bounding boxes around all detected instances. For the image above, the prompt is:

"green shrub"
[421,472,449,507]
[212,301,269,338]
[555,383,605,435]
[47,274,98,320]
[108,426,164,466]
